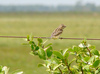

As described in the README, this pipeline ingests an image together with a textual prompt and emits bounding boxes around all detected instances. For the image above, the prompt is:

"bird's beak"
[64,25,66,28]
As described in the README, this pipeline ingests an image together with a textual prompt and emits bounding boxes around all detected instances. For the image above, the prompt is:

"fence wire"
[0,36,100,40]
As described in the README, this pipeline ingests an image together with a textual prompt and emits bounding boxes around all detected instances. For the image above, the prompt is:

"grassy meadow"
[0,12,100,74]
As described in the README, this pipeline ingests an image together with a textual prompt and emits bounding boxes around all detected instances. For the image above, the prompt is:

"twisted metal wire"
[0,36,100,40]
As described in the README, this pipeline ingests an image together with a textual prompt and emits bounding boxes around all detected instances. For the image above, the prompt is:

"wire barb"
[0,36,100,40]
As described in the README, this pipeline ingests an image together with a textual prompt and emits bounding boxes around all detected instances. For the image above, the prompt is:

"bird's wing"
[52,30,63,36]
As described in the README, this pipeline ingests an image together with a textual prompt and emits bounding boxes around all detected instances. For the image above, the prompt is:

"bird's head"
[59,24,66,29]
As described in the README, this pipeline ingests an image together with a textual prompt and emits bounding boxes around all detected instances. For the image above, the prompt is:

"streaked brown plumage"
[51,24,66,38]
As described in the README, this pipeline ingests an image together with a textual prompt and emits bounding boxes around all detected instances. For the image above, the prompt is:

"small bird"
[51,24,66,39]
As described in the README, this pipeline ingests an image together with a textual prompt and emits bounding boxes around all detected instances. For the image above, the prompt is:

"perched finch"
[51,24,66,39]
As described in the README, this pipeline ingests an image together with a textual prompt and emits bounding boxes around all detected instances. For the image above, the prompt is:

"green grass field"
[0,12,100,74]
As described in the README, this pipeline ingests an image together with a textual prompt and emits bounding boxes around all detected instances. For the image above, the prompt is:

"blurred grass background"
[0,12,100,74]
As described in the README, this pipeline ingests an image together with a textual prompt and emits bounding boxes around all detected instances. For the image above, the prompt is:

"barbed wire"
[0,36,100,40]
